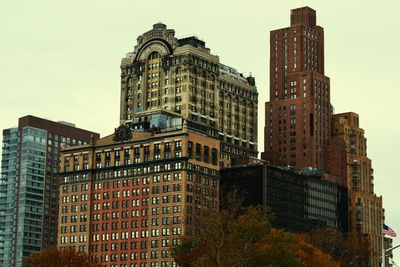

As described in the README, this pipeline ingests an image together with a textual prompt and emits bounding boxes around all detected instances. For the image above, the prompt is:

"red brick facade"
[263,7,331,171]
[263,8,384,266]
[58,125,220,267]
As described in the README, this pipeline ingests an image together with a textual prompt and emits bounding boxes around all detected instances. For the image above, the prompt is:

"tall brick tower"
[264,7,331,171]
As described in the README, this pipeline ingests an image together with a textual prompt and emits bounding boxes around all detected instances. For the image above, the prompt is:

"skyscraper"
[119,23,258,167]
[264,7,385,267]
[0,115,99,267]
[57,111,220,267]
[263,7,331,171]
[56,23,258,266]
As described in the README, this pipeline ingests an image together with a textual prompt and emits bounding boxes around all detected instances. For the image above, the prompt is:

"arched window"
[148,51,159,60]
[145,51,162,108]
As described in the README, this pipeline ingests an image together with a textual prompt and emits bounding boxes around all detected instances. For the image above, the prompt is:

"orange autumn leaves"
[262,229,340,267]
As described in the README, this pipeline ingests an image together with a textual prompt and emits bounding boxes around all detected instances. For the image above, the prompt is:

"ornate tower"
[120,23,258,166]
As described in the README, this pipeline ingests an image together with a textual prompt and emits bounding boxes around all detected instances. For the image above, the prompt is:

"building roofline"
[18,115,100,139]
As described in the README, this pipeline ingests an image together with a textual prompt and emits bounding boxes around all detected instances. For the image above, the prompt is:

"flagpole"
[386,245,400,267]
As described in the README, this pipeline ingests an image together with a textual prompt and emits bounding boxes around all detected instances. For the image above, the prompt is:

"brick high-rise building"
[264,7,386,267]
[57,112,219,267]
[331,112,383,267]
[57,24,257,267]
[0,115,99,267]
[264,6,331,171]
[119,23,258,167]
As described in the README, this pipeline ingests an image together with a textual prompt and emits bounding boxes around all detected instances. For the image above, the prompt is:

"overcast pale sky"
[1,0,399,261]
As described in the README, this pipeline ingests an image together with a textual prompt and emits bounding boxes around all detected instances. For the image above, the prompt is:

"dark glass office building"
[221,163,348,233]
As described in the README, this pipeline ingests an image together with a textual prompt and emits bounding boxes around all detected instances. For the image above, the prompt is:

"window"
[175,141,182,150]
[188,141,193,159]
[211,148,218,165]
[204,146,210,163]
[195,143,201,161]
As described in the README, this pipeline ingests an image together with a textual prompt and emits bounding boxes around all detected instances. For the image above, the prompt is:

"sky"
[1,0,400,261]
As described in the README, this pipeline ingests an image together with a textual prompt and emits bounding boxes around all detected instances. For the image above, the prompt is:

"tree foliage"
[294,233,340,267]
[304,227,370,266]
[172,190,339,267]
[172,190,272,267]
[26,247,97,267]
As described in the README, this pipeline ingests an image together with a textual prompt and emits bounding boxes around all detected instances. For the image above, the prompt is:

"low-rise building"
[221,161,348,233]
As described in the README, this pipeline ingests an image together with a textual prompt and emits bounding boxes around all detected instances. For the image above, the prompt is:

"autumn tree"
[172,189,273,267]
[26,247,97,267]
[172,190,339,267]
[304,227,370,266]
[294,233,340,267]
